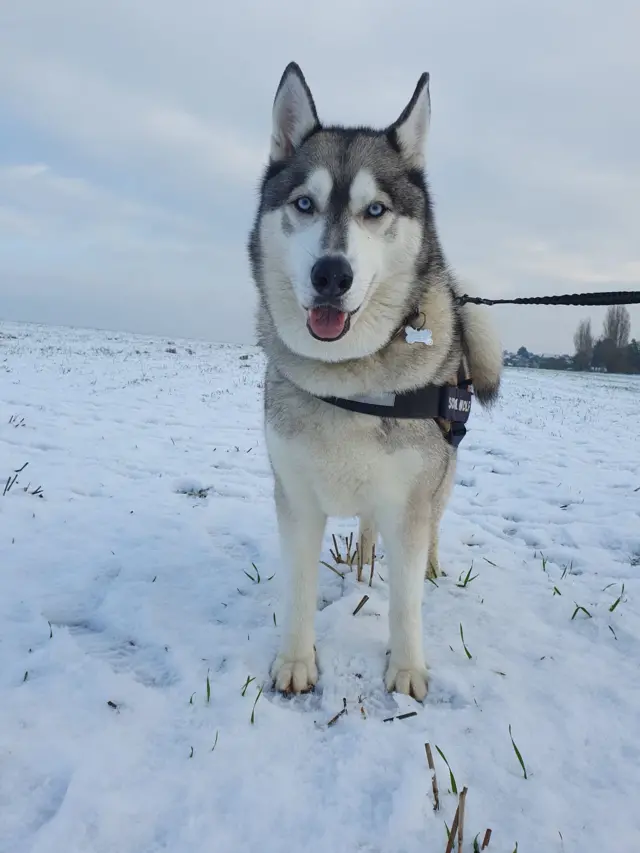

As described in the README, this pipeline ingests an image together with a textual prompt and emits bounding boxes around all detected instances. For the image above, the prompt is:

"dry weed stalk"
[326,698,348,728]
[444,786,468,853]
[425,743,440,811]
[327,532,377,584]
[330,533,358,567]
[444,805,460,853]
[352,594,369,616]
[457,787,467,851]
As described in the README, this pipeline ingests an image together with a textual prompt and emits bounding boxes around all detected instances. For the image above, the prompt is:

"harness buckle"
[447,421,468,448]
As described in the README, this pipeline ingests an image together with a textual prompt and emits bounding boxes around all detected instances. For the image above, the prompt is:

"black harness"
[319,364,473,449]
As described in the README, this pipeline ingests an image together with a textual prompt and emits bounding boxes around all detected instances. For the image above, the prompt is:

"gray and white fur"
[248,62,502,701]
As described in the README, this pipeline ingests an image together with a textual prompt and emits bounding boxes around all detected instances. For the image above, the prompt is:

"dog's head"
[249,62,436,362]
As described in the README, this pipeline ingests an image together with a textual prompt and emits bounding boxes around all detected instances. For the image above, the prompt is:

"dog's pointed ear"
[388,72,430,167]
[270,62,320,163]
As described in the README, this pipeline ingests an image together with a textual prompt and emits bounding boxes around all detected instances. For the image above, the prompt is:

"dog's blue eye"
[294,196,314,214]
[366,202,386,218]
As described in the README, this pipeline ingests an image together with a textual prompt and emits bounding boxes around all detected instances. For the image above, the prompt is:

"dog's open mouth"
[307,306,351,342]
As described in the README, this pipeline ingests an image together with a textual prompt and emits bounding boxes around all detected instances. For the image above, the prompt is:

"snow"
[1,319,639,853]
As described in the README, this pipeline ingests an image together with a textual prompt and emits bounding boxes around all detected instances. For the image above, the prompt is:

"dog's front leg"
[271,478,326,694]
[378,503,430,702]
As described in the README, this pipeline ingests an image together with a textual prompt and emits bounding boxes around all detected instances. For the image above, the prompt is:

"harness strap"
[319,360,473,449]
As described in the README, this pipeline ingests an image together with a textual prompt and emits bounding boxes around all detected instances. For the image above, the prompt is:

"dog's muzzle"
[306,255,354,341]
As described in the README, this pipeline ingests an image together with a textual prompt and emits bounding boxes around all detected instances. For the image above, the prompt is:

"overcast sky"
[1,0,639,353]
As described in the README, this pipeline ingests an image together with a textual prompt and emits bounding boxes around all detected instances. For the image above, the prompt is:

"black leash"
[319,287,639,447]
[456,290,640,308]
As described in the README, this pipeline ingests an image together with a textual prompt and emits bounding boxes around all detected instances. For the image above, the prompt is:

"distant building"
[502,349,573,371]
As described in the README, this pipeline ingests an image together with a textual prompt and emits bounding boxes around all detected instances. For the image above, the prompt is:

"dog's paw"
[271,653,318,694]
[385,661,429,702]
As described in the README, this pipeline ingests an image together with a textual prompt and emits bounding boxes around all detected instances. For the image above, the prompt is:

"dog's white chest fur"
[267,414,428,519]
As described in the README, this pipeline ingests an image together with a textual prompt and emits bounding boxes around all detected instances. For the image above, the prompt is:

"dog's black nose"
[310,256,353,297]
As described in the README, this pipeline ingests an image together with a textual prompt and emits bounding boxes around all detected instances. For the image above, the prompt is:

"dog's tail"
[460,303,502,407]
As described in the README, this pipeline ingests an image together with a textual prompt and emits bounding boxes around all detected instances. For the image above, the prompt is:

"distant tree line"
[573,305,639,374]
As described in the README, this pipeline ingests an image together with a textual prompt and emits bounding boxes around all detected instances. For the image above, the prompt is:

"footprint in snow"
[59,621,179,688]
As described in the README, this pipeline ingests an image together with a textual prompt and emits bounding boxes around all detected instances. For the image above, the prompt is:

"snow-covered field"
[1,319,639,853]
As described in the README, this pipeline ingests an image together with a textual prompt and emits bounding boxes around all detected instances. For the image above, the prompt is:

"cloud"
[0,161,256,341]
[0,0,638,351]
[0,162,210,250]
[0,51,266,189]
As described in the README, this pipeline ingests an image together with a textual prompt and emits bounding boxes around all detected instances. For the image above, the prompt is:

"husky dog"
[248,62,502,701]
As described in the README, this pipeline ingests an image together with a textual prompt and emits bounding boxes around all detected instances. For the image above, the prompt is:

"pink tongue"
[308,306,348,340]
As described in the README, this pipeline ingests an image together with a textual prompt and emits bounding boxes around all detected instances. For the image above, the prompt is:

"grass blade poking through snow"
[241,675,255,696]
[320,560,346,579]
[571,603,592,620]
[434,745,458,795]
[456,564,479,588]
[460,623,473,659]
[250,684,264,725]
[206,669,211,703]
[509,724,528,779]
[243,563,275,584]
[244,563,260,583]
[609,583,625,612]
